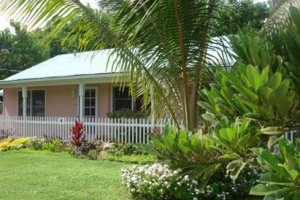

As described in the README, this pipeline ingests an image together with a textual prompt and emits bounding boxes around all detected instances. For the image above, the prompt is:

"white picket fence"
[0,116,177,143]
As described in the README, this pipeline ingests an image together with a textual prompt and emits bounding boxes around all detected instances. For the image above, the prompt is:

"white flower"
[183,175,189,181]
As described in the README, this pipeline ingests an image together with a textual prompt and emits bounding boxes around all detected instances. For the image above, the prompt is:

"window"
[113,87,143,112]
[18,90,45,116]
[84,88,96,117]
[113,87,131,111]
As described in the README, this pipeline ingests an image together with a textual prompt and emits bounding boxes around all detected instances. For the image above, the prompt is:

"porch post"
[22,86,27,119]
[150,86,155,129]
[79,82,85,120]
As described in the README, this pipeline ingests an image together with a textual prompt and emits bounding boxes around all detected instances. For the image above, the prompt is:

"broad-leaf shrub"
[200,64,298,128]
[150,125,221,185]
[212,118,261,179]
[150,120,261,182]
[230,28,282,72]
[250,138,300,199]
[42,139,63,152]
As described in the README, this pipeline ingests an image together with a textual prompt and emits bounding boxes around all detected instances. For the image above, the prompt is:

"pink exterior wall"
[97,83,111,117]
[46,85,78,117]
[3,83,113,118]
[3,88,18,116]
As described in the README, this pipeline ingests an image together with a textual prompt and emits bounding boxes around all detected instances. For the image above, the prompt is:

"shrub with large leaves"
[150,125,221,186]
[151,118,261,183]
[250,138,300,199]
[212,118,261,180]
[230,28,282,72]
[200,64,298,128]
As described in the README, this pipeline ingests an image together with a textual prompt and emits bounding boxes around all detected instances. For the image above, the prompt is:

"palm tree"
[0,0,225,131]
[262,0,300,37]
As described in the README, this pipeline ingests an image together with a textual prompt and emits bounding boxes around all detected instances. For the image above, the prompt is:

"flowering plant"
[122,164,203,199]
[122,163,262,200]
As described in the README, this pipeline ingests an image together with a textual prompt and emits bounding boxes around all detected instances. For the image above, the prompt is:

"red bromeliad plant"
[70,120,85,147]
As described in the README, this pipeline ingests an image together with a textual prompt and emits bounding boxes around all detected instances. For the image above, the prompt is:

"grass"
[0,150,133,200]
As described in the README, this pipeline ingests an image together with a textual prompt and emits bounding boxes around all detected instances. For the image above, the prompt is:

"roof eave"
[0,73,125,88]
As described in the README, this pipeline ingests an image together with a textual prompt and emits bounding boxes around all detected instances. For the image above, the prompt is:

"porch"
[0,116,176,144]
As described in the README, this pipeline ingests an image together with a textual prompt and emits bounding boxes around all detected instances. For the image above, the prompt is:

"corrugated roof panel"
[1,36,235,83]
[4,49,117,82]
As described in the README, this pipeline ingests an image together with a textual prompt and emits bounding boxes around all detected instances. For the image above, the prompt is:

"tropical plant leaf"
[226,159,247,180]
[252,147,286,175]
[260,126,285,135]
[260,172,293,186]
[250,184,289,196]
[267,135,280,149]
[285,190,300,200]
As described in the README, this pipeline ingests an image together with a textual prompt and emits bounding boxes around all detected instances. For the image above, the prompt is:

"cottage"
[0,49,154,142]
[0,49,143,120]
[0,36,233,120]
[0,37,233,142]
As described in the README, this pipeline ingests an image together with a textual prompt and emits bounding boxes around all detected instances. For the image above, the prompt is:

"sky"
[0,0,98,31]
[0,0,267,31]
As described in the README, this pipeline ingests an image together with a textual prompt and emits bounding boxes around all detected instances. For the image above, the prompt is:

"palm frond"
[111,0,221,129]
[0,0,223,130]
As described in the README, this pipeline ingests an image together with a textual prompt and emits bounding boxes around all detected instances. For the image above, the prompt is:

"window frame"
[111,86,143,112]
[84,86,98,118]
[18,89,46,117]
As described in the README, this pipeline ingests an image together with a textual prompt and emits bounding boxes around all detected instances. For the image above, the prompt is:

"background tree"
[39,18,80,57]
[214,0,270,35]
[38,16,110,57]
[0,22,50,79]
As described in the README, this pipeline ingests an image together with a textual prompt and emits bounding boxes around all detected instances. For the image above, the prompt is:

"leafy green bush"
[69,141,97,156]
[200,64,298,127]
[100,154,155,164]
[150,124,220,183]
[212,118,262,179]
[28,137,44,150]
[106,142,151,156]
[86,149,99,160]
[250,138,300,199]
[42,139,63,152]
[107,108,148,118]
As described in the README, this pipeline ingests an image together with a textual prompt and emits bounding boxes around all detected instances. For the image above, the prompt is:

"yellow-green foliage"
[0,137,31,151]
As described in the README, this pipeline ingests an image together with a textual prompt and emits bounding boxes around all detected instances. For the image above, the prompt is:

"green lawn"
[0,150,133,200]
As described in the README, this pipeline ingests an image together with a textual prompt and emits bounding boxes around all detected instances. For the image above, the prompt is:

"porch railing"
[0,116,177,144]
